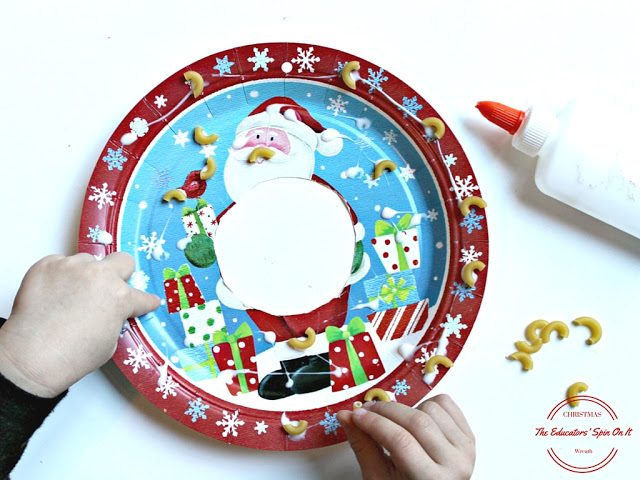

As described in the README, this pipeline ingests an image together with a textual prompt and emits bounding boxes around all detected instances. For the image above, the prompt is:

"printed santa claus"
[213,96,372,399]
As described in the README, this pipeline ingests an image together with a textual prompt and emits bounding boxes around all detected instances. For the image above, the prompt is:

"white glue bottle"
[476,99,639,239]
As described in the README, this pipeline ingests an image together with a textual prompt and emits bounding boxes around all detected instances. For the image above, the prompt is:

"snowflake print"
[398,165,416,181]
[173,129,190,147]
[86,225,104,243]
[327,95,348,116]
[392,379,411,396]
[129,117,149,137]
[123,347,152,373]
[415,345,437,365]
[137,232,165,260]
[427,209,439,221]
[88,183,116,210]
[154,95,167,108]
[213,55,235,75]
[248,47,274,71]
[364,68,388,93]
[382,129,398,145]
[129,270,150,291]
[102,147,127,171]
[185,398,209,423]
[151,168,173,190]
[199,144,217,157]
[216,410,245,437]
[254,421,268,435]
[444,154,457,167]
[460,245,483,264]
[334,61,347,74]
[460,209,485,234]
[319,412,341,435]
[291,46,320,73]
[452,282,476,302]
[400,96,423,118]
[363,174,379,189]
[453,175,480,198]
[156,375,179,399]
[441,313,467,339]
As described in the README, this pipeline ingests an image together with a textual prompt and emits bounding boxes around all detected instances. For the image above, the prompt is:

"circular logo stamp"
[535,395,633,473]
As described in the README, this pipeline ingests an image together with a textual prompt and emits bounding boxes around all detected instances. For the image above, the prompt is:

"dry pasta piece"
[425,355,453,374]
[572,316,602,345]
[515,338,543,354]
[507,351,533,371]
[459,196,487,217]
[341,61,360,90]
[287,327,316,350]
[283,420,308,436]
[372,160,398,180]
[421,117,445,140]
[461,260,486,287]
[352,401,363,410]
[566,382,589,407]
[525,320,549,343]
[183,71,204,98]
[200,156,217,181]
[194,126,220,145]
[162,189,187,202]
[540,321,570,343]
[364,388,391,403]
[248,147,275,163]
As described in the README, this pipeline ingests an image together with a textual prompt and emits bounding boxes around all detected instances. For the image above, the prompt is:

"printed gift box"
[180,300,226,347]
[176,343,218,382]
[371,214,420,273]
[364,271,419,312]
[182,198,217,238]
[163,264,206,314]
[367,298,430,342]
[326,317,385,392]
[211,323,259,396]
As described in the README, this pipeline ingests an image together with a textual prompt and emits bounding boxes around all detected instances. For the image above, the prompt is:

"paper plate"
[78,43,489,450]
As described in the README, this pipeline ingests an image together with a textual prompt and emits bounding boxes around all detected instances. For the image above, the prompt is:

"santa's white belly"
[214,177,356,316]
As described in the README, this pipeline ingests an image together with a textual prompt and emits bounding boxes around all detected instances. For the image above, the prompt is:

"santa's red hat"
[235,96,343,157]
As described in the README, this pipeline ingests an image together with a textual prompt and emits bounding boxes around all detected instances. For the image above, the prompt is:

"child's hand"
[338,394,475,480]
[0,253,160,398]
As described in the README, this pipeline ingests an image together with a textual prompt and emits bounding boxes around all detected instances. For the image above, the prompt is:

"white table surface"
[2,1,639,478]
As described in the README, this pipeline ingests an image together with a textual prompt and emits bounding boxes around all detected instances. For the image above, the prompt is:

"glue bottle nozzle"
[476,101,526,135]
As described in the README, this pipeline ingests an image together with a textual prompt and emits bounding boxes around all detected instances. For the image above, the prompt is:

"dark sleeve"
[0,318,67,479]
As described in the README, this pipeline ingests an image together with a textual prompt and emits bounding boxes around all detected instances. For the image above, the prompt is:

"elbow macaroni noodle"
[194,126,220,145]
[459,196,487,217]
[461,260,485,288]
[287,327,316,350]
[363,388,391,403]
[283,420,309,436]
[572,316,602,345]
[341,61,360,90]
[507,351,533,371]
[372,160,398,180]
[200,156,217,180]
[162,189,187,202]
[183,71,204,98]
[421,117,445,140]
[540,321,570,343]
[566,382,589,407]
[424,355,453,374]
[249,147,275,164]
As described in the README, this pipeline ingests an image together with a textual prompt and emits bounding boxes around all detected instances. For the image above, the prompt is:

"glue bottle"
[476,99,639,239]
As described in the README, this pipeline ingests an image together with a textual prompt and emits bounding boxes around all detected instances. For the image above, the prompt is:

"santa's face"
[224,127,316,202]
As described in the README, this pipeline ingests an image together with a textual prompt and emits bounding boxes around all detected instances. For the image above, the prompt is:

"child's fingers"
[415,397,471,448]
[337,410,392,480]
[426,394,475,441]
[349,404,438,478]
[100,251,136,280]
[126,287,161,319]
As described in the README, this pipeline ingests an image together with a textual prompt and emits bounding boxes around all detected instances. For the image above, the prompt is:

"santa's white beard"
[224,143,316,202]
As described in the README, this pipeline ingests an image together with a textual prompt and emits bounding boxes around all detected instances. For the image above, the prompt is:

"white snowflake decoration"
[248,47,274,71]
[137,232,165,260]
[441,313,467,339]
[129,270,150,291]
[363,174,379,189]
[156,375,179,399]
[154,95,167,108]
[88,183,116,210]
[452,175,480,198]
[444,154,457,167]
[427,209,439,222]
[173,129,190,147]
[382,129,398,145]
[327,95,348,116]
[199,144,217,157]
[123,347,152,373]
[254,421,268,435]
[459,245,483,264]
[216,410,245,438]
[291,46,320,73]
[415,345,437,365]
[129,117,149,137]
[398,165,416,181]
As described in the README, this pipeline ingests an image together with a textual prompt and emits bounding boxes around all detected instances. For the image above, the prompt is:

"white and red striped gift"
[367,299,429,342]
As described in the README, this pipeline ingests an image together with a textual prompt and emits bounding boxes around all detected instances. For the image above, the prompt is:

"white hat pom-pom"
[317,128,343,157]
